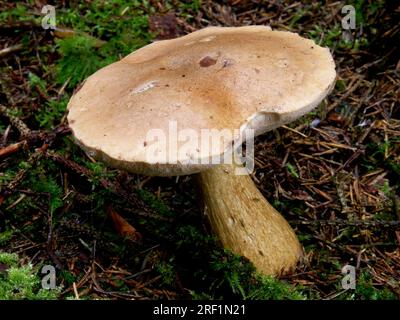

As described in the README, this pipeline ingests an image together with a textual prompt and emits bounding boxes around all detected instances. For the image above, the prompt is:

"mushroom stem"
[197,163,302,275]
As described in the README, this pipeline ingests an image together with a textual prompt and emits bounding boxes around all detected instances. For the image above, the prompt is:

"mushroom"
[67,26,336,275]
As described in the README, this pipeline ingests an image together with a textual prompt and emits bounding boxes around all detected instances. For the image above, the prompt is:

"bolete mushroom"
[67,26,336,275]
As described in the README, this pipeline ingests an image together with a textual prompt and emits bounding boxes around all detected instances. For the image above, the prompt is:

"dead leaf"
[107,207,142,241]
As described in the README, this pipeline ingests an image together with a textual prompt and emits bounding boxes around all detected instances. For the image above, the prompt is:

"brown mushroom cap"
[67,26,336,176]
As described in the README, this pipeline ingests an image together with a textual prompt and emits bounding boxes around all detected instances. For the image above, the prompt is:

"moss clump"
[0,252,60,300]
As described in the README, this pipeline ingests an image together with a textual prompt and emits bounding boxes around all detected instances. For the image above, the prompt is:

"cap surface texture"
[67,26,336,175]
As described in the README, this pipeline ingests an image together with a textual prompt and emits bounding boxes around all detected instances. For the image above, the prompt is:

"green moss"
[56,36,107,89]
[28,72,47,92]
[55,0,153,88]
[246,275,306,300]
[189,248,306,300]
[58,270,75,288]
[84,161,116,186]
[286,163,299,178]
[179,0,202,13]
[156,260,176,287]
[0,252,18,266]
[354,271,396,300]
[31,173,63,215]
[0,230,13,246]
[35,97,68,129]
[0,252,61,300]
[339,270,397,300]
[308,23,368,51]
[0,4,29,23]
[335,79,347,92]
[137,189,174,218]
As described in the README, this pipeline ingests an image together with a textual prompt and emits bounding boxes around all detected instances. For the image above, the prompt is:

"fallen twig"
[0,141,25,158]
[0,44,23,58]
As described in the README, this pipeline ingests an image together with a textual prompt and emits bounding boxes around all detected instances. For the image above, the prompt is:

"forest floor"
[0,0,399,299]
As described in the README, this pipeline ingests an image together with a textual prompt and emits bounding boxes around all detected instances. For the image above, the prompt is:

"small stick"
[0,141,25,158]
[0,44,23,58]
